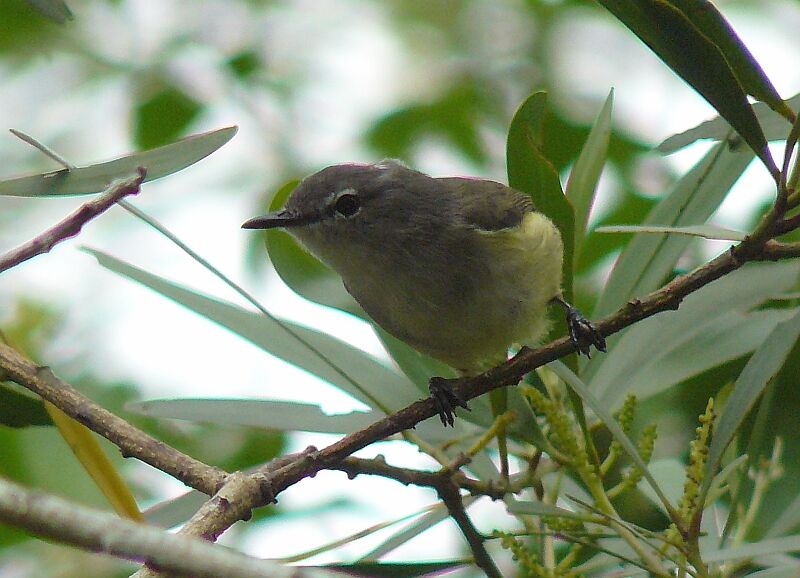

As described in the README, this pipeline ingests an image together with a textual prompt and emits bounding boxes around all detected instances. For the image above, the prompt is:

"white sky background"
[2,0,800,571]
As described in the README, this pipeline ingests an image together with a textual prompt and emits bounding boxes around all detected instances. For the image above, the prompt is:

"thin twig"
[332,455,525,500]
[435,477,501,578]
[0,168,145,274]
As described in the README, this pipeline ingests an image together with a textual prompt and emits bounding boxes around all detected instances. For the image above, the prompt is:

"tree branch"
[0,343,226,494]
[0,168,146,274]
[0,475,339,578]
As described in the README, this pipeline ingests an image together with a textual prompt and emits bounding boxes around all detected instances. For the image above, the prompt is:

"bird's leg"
[428,376,471,427]
[551,295,607,357]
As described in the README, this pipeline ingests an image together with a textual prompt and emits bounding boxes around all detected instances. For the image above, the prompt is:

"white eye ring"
[333,190,361,217]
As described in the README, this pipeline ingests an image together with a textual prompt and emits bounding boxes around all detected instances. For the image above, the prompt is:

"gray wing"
[437,177,534,231]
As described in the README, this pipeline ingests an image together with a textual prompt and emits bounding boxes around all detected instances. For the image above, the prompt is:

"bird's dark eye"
[333,192,361,217]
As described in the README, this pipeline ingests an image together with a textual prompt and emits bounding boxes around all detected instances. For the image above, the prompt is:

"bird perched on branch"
[243,159,605,426]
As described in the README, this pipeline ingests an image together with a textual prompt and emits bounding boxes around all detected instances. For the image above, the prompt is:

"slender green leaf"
[705,454,748,505]
[0,382,52,427]
[638,459,688,514]
[598,0,778,176]
[144,490,208,529]
[359,498,477,561]
[566,89,613,252]
[549,360,674,515]
[667,0,789,118]
[703,535,800,563]
[84,248,417,411]
[699,309,800,501]
[505,498,582,519]
[741,569,800,578]
[658,93,800,153]
[463,449,501,483]
[595,224,746,241]
[129,399,381,435]
[592,261,800,406]
[0,126,237,197]
[506,91,575,300]
[310,560,468,577]
[592,140,753,320]
[134,86,203,150]
[668,0,788,117]
[277,505,439,563]
[767,492,800,538]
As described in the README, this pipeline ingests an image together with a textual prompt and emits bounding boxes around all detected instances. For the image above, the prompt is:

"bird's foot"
[428,376,471,427]
[565,306,606,357]
[552,296,606,357]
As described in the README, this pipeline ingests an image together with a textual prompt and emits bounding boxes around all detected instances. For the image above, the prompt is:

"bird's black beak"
[241,209,314,230]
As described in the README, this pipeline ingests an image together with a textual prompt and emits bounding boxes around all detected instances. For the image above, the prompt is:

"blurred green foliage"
[134,86,202,150]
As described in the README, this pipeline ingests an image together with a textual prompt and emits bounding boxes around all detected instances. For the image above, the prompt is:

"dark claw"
[565,306,606,357]
[428,376,471,427]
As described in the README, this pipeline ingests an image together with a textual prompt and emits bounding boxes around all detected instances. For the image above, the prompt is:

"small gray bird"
[243,159,604,425]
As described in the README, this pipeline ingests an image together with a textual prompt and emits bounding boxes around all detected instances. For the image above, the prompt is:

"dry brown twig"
[0,167,146,274]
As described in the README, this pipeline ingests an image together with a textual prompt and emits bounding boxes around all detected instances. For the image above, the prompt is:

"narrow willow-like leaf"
[699,309,800,503]
[85,248,417,411]
[598,1,777,177]
[308,560,468,577]
[276,504,439,563]
[592,141,753,320]
[595,224,746,241]
[703,535,800,563]
[666,0,789,119]
[506,91,575,300]
[129,399,381,435]
[566,89,614,253]
[0,383,51,427]
[743,569,800,578]
[637,459,687,513]
[549,360,674,515]
[658,92,800,153]
[505,498,582,519]
[359,497,477,561]
[45,402,142,521]
[0,126,237,197]
[705,454,748,505]
[767,492,800,538]
[144,490,208,529]
[592,261,800,406]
